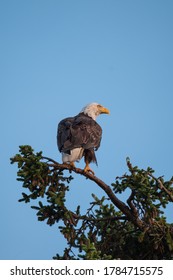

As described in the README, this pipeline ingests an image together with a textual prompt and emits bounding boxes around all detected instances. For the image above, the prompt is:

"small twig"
[42,156,60,165]
[71,212,127,222]
[148,173,173,202]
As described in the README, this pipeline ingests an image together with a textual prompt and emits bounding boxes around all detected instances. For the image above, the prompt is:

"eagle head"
[81,102,110,120]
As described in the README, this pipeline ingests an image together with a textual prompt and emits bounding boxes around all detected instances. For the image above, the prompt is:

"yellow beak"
[98,105,110,115]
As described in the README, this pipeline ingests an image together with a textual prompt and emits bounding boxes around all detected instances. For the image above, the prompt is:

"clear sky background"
[1,0,173,260]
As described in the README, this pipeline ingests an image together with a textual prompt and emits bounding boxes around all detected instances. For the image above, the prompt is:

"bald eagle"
[57,103,110,174]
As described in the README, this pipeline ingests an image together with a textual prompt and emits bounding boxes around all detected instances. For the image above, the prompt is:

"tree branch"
[42,156,146,230]
[127,190,138,217]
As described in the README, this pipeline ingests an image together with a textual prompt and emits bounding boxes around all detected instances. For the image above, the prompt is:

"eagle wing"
[57,117,74,153]
[57,113,102,154]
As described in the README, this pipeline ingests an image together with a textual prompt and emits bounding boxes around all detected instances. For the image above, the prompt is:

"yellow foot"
[67,162,75,172]
[84,165,95,175]
[69,162,75,168]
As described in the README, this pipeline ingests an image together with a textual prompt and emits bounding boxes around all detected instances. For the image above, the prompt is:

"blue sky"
[1,0,173,259]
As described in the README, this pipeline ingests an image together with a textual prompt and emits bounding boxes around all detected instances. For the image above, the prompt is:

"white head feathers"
[81,103,110,120]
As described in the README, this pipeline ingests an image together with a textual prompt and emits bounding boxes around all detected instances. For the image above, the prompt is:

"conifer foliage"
[11,145,173,259]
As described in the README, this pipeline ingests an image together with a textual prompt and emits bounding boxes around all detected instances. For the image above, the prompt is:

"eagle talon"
[69,162,75,168]
[67,162,75,173]
[84,165,95,175]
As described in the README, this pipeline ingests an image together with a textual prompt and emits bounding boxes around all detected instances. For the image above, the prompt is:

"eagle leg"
[84,163,95,175]
[69,162,75,168]
[66,162,75,173]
